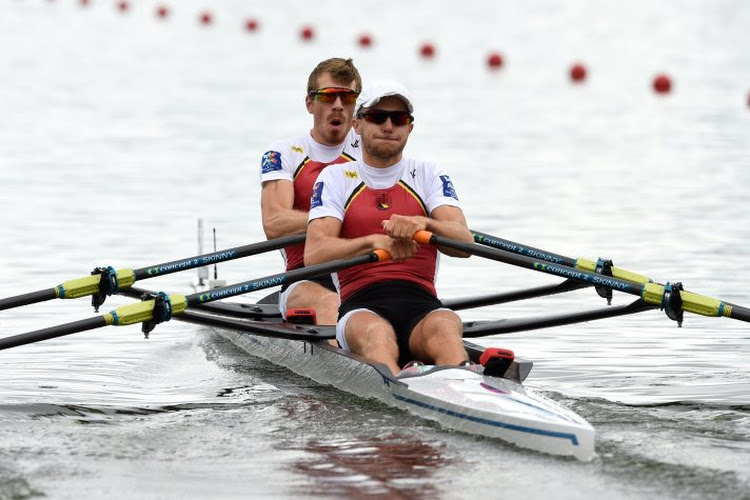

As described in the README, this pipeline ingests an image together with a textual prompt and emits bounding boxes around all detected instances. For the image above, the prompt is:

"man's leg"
[285,281,339,325]
[408,309,467,365]
[343,310,401,376]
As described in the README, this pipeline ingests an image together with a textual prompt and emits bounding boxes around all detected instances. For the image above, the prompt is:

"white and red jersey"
[308,158,461,301]
[261,129,360,271]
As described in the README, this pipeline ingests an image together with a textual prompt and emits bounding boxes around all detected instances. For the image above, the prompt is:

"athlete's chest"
[343,183,427,230]
[293,155,353,206]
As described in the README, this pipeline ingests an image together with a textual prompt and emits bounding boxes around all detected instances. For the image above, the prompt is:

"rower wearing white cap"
[304,80,474,376]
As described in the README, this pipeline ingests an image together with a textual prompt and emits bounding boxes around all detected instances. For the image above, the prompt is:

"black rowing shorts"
[338,280,443,367]
[279,273,336,293]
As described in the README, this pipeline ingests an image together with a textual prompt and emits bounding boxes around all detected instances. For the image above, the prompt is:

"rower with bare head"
[304,80,474,375]
[260,58,362,325]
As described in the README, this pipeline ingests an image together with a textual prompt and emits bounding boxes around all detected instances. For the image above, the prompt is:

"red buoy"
[245,18,259,32]
[570,63,587,82]
[653,74,672,94]
[487,52,504,70]
[156,5,169,19]
[300,26,315,41]
[419,42,435,59]
[358,34,373,48]
[199,11,213,26]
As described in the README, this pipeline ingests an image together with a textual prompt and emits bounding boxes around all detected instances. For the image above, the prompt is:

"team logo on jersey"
[375,193,391,211]
[440,175,458,200]
[291,145,304,153]
[261,151,282,174]
[350,139,360,148]
[344,170,359,179]
[310,181,324,209]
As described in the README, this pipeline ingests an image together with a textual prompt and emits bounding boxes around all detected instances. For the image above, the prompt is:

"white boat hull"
[215,325,595,461]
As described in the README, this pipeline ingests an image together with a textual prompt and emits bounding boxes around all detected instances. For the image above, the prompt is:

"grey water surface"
[1,1,749,499]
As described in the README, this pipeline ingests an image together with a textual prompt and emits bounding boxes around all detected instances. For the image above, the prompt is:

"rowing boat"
[12,226,745,461]
[169,288,596,461]
[4,224,747,462]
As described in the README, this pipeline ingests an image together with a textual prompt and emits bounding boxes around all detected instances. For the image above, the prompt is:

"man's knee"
[363,321,397,344]
[318,290,340,311]
[348,316,396,350]
[423,312,462,337]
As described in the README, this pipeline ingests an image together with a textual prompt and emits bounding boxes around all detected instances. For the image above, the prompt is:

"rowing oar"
[0,249,389,351]
[415,230,750,324]
[472,229,657,282]
[471,229,653,304]
[0,234,305,312]
[0,249,389,350]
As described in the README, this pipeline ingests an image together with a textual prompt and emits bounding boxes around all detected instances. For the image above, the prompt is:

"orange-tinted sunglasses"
[308,87,359,105]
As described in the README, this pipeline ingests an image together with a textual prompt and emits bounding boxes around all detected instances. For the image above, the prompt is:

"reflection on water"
[288,433,450,499]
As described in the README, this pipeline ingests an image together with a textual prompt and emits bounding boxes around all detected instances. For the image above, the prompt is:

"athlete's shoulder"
[261,135,309,176]
[320,160,361,181]
[264,134,308,157]
[310,162,358,212]
[399,157,440,178]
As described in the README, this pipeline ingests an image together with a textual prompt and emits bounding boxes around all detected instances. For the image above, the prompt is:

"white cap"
[355,80,414,116]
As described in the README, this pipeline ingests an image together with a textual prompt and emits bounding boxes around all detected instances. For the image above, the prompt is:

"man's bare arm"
[381,206,472,257]
[305,217,415,266]
[260,180,308,239]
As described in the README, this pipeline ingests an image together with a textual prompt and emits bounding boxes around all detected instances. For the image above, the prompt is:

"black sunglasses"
[358,110,414,126]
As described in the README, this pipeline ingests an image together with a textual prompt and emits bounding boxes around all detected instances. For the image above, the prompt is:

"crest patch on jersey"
[440,175,458,200]
[261,151,282,174]
[310,181,324,209]
[375,193,392,211]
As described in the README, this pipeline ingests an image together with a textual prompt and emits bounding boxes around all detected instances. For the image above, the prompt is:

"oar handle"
[413,230,435,246]
[373,248,392,261]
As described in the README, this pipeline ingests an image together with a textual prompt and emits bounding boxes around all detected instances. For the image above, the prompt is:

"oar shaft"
[463,299,656,337]
[0,289,57,311]
[185,250,388,305]
[472,230,652,285]
[132,234,305,280]
[0,234,306,312]
[418,231,645,295]
[0,316,108,350]
[0,249,390,350]
[727,303,750,322]
[443,279,590,311]
[472,230,575,266]
[416,230,744,323]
